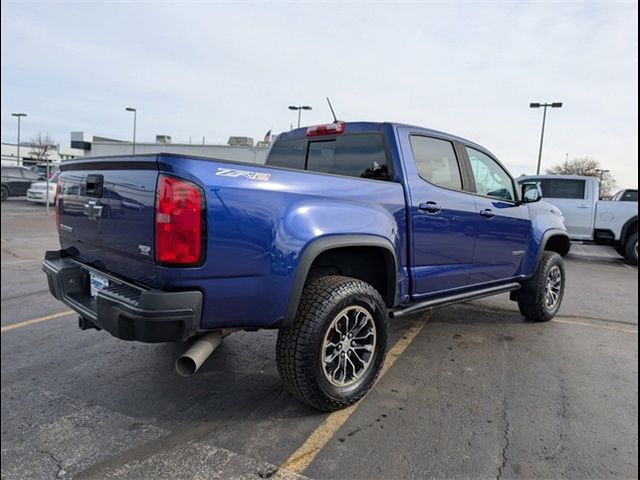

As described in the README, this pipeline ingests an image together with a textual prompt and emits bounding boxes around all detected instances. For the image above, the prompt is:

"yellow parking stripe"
[1,310,74,332]
[554,318,638,334]
[278,313,432,476]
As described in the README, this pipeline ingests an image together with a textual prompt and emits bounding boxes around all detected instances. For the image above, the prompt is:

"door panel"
[464,146,531,282]
[470,198,531,282]
[411,190,477,293]
[397,129,476,297]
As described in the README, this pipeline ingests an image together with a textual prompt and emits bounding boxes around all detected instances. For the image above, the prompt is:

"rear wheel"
[1,185,8,202]
[518,251,565,322]
[625,232,638,266]
[276,276,388,411]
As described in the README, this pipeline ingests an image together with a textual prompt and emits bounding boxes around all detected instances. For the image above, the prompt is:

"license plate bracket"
[89,271,110,297]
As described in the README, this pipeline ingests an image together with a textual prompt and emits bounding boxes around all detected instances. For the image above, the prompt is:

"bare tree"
[30,133,56,163]
[547,157,617,197]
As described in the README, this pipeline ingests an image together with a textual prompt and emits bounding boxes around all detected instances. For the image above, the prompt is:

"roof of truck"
[277,121,490,152]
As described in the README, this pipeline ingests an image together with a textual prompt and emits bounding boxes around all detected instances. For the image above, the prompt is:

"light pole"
[125,107,137,154]
[530,102,562,174]
[11,113,27,165]
[288,105,312,128]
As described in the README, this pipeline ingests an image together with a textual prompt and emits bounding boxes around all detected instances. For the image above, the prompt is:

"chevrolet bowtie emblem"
[83,200,103,220]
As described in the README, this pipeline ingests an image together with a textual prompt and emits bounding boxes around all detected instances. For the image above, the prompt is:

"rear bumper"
[42,251,202,343]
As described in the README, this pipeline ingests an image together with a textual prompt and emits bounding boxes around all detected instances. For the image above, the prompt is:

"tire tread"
[276,275,387,411]
[518,251,565,322]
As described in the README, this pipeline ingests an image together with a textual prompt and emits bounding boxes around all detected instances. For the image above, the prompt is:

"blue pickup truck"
[43,121,570,411]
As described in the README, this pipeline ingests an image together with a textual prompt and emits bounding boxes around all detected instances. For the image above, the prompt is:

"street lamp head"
[529,103,541,108]
[551,102,563,108]
[11,113,27,117]
[301,106,312,111]
[125,107,136,112]
[288,106,298,111]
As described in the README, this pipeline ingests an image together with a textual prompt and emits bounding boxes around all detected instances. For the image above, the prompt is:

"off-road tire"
[518,251,565,322]
[276,275,388,411]
[625,232,638,266]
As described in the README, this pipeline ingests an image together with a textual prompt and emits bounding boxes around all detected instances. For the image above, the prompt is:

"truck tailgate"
[58,156,158,286]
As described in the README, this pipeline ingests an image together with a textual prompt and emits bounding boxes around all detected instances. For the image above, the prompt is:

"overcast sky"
[1,1,638,188]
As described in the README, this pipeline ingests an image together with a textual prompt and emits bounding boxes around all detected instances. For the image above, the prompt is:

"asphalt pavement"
[1,198,637,479]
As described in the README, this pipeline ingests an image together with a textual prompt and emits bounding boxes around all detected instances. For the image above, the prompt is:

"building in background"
[1,142,84,167]
[71,132,272,164]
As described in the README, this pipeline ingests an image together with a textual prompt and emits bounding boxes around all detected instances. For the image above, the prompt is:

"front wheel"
[1,185,8,202]
[276,276,388,411]
[625,233,638,266]
[518,251,566,322]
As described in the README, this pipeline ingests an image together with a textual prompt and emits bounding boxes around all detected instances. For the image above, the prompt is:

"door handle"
[479,208,496,219]
[576,204,591,209]
[419,201,441,214]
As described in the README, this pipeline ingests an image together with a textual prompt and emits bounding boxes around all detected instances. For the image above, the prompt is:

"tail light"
[306,122,345,136]
[55,175,61,232]
[155,175,205,266]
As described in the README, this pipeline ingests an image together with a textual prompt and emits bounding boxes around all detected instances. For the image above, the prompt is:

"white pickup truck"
[518,175,638,265]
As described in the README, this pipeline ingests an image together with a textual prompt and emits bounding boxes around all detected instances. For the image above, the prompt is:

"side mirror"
[521,182,542,203]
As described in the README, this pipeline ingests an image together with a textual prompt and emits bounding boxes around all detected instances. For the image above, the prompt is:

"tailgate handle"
[86,174,104,198]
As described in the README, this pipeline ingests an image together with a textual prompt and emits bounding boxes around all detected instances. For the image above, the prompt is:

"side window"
[622,190,637,202]
[466,147,515,201]
[539,179,586,199]
[307,134,388,179]
[25,169,42,180]
[265,139,306,170]
[409,136,462,190]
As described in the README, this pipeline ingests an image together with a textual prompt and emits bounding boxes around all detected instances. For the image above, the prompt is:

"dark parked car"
[1,166,43,201]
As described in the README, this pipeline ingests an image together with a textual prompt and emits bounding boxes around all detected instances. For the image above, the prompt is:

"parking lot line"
[1,310,73,332]
[554,318,638,334]
[277,313,433,476]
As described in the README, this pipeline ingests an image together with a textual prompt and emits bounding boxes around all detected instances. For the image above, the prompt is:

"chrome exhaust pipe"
[175,331,224,377]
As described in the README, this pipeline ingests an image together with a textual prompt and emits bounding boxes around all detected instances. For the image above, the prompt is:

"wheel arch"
[543,231,571,257]
[525,229,570,279]
[282,235,397,328]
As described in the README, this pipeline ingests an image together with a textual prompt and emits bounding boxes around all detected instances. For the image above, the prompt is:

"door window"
[539,179,586,199]
[409,136,462,190]
[467,147,515,201]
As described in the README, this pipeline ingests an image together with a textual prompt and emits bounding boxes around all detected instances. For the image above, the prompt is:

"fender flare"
[531,229,570,275]
[282,235,398,328]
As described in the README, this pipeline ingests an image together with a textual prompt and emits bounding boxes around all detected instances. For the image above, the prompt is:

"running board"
[390,282,521,319]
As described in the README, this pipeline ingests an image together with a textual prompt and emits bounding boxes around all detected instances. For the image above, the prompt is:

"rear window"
[266,138,306,170]
[539,179,586,199]
[266,134,389,180]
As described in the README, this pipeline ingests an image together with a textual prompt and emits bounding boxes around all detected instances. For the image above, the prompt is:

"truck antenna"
[326,97,338,123]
